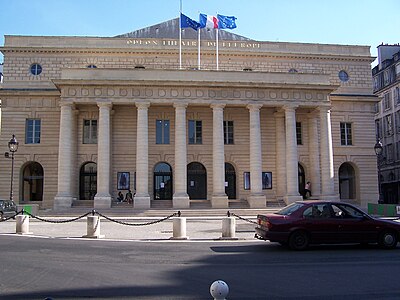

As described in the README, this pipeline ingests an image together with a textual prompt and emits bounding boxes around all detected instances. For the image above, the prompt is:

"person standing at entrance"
[125,190,133,204]
[304,181,312,199]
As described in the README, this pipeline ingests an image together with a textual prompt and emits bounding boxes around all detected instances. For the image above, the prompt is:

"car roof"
[295,200,352,206]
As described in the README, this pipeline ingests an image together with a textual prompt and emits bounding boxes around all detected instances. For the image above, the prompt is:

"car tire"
[379,230,398,249]
[289,230,309,250]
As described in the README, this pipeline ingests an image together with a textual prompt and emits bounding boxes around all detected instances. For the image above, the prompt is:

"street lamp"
[374,139,383,203]
[6,134,19,202]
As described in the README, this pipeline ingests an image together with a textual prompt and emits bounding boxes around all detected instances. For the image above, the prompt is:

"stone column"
[173,103,190,208]
[274,110,286,199]
[284,105,303,204]
[54,102,74,210]
[247,104,266,208]
[134,102,151,208]
[319,107,338,200]
[94,102,112,208]
[308,111,321,198]
[211,103,228,208]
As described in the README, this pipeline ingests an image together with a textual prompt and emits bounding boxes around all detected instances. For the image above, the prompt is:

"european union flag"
[180,13,200,30]
[217,14,237,29]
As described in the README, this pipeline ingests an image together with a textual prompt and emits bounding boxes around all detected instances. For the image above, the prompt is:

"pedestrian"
[117,191,124,202]
[304,181,312,199]
[125,190,133,204]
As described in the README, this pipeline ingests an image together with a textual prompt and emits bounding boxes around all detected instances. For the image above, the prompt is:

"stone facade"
[0,20,378,210]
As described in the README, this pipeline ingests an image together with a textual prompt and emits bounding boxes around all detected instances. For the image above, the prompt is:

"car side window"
[303,204,332,219]
[337,204,365,218]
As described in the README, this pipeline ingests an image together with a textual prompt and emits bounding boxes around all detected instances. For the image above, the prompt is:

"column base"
[173,194,190,209]
[94,196,112,209]
[134,195,151,209]
[53,196,73,210]
[211,195,229,208]
[284,195,303,205]
[248,195,266,208]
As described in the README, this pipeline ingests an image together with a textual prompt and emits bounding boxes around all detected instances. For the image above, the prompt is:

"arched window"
[339,163,356,200]
[154,162,173,200]
[22,162,44,201]
[187,162,207,200]
[80,162,97,200]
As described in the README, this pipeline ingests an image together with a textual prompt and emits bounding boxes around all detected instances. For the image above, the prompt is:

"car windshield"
[276,202,305,216]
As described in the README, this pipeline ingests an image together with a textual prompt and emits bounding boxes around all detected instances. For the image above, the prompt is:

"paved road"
[1,235,400,299]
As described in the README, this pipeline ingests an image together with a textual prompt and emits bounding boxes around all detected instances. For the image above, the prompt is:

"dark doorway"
[225,163,237,199]
[339,163,356,200]
[187,162,207,200]
[298,163,305,197]
[154,162,173,200]
[22,162,44,201]
[80,162,97,200]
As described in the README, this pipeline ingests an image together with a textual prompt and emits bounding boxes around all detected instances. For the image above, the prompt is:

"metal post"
[10,151,14,201]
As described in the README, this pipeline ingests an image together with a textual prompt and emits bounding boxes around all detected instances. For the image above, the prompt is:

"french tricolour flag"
[199,14,219,29]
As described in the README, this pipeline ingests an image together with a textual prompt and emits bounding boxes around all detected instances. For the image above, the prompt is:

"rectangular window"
[385,115,393,136]
[340,122,352,146]
[223,121,234,144]
[387,143,394,162]
[396,87,400,105]
[156,120,170,144]
[396,111,400,133]
[384,93,391,110]
[244,172,250,190]
[296,122,302,145]
[83,119,98,144]
[25,119,41,144]
[188,120,202,144]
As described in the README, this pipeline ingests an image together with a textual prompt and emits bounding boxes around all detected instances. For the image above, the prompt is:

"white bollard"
[16,215,32,235]
[82,215,104,238]
[210,280,229,300]
[220,217,238,240]
[170,217,188,240]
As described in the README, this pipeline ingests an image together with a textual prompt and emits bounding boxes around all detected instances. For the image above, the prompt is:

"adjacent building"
[0,18,378,210]
[373,44,400,204]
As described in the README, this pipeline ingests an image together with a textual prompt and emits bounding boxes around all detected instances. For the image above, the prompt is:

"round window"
[30,64,42,75]
[338,70,349,82]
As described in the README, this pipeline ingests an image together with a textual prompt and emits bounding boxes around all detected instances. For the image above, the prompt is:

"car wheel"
[289,230,309,250]
[379,231,398,249]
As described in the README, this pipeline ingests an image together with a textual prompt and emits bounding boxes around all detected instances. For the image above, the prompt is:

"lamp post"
[374,139,383,203]
[6,134,19,202]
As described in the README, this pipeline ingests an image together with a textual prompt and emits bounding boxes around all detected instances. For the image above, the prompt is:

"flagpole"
[198,29,201,70]
[216,28,219,70]
[179,0,182,69]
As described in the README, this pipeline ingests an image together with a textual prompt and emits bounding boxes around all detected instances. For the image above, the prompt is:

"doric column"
[319,107,338,200]
[54,102,75,210]
[284,105,303,204]
[94,102,112,208]
[274,110,286,199]
[211,103,228,208]
[134,102,151,208]
[173,102,190,208]
[247,104,266,208]
[308,111,321,198]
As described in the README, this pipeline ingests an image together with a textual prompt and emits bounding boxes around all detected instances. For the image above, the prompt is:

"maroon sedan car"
[255,201,400,250]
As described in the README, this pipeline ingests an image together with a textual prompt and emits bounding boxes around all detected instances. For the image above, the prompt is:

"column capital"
[316,106,331,114]
[210,103,226,110]
[97,101,112,109]
[173,102,188,109]
[59,101,75,109]
[246,103,263,111]
[135,102,150,109]
[282,104,298,112]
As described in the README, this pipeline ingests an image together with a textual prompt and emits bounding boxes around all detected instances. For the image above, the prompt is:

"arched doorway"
[298,164,305,197]
[339,163,356,200]
[22,162,44,201]
[79,162,97,200]
[225,163,237,199]
[187,162,207,199]
[154,162,173,200]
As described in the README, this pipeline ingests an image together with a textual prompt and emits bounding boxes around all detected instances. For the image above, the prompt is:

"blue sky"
[0,0,399,66]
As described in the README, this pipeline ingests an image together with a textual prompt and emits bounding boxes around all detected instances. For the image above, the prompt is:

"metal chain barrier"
[95,210,180,226]
[228,211,258,225]
[23,210,92,223]
[0,210,23,222]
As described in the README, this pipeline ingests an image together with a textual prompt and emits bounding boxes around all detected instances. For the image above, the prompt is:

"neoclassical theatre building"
[0,19,379,210]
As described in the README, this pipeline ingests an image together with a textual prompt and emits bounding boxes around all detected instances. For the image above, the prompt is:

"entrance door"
[80,162,97,200]
[187,162,207,199]
[154,162,173,200]
[298,163,305,197]
[22,162,44,201]
[225,163,236,199]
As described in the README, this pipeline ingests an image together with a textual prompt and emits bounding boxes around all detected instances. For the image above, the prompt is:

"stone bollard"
[16,215,32,235]
[170,217,188,240]
[82,215,104,239]
[210,280,229,300]
[220,217,238,240]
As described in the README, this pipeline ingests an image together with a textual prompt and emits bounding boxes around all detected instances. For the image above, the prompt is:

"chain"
[23,211,92,223]
[0,210,23,222]
[95,211,179,226]
[229,211,258,225]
